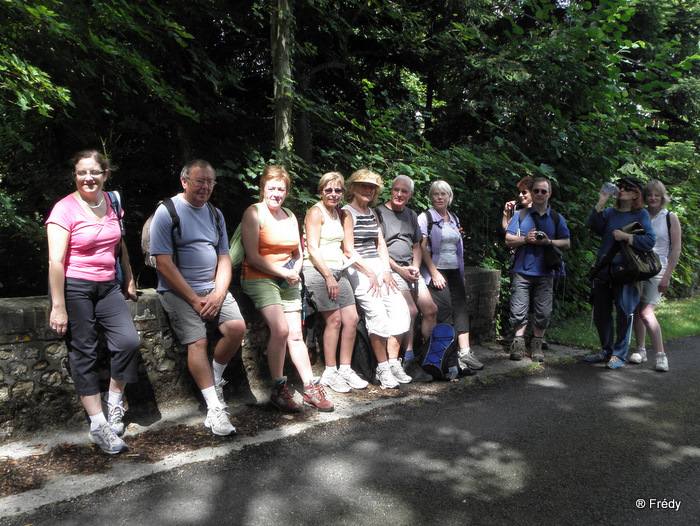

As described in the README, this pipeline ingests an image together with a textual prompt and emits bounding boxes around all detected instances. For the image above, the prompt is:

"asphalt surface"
[1,337,698,525]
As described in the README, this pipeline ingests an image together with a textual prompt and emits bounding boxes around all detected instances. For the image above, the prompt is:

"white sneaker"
[376,366,399,389]
[628,349,647,364]
[320,368,351,393]
[389,360,412,384]
[107,402,126,436]
[655,352,668,372]
[338,367,369,389]
[458,349,484,370]
[88,422,127,454]
[214,379,228,406]
[204,406,236,436]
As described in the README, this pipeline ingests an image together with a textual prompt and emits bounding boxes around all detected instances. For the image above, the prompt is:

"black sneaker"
[403,357,433,383]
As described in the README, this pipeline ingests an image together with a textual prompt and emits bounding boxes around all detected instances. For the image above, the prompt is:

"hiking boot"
[303,378,334,412]
[88,422,127,455]
[338,366,369,389]
[655,352,669,372]
[403,357,433,383]
[320,368,351,393]
[606,356,624,369]
[585,352,610,363]
[214,379,228,406]
[204,406,236,436]
[628,349,647,364]
[107,401,125,436]
[390,359,412,384]
[458,349,484,370]
[376,366,400,389]
[530,338,544,363]
[270,377,302,413]
[510,337,526,361]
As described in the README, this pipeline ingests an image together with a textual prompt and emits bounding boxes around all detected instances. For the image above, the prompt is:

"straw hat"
[347,169,383,189]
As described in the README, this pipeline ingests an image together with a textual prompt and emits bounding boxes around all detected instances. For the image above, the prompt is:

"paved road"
[2,337,698,525]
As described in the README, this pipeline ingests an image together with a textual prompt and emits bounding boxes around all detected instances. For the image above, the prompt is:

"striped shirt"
[342,204,379,259]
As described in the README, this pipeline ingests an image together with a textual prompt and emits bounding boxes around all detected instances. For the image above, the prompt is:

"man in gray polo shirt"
[375,175,437,382]
[150,160,246,436]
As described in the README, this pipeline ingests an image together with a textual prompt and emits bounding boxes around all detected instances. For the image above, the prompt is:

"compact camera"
[535,231,546,241]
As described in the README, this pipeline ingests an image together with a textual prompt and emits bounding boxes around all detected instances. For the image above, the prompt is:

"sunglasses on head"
[323,187,343,194]
[532,188,548,195]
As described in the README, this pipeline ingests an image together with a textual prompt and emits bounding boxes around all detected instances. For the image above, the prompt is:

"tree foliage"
[1,0,699,332]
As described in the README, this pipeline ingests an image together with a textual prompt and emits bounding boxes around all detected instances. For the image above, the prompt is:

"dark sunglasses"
[620,185,638,192]
[519,190,529,195]
[323,188,343,194]
[532,188,548,195]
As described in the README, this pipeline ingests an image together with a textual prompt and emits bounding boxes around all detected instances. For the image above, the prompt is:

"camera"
[535,231,546,241]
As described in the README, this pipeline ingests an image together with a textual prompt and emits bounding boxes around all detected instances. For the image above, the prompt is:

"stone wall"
[0,267,500,440]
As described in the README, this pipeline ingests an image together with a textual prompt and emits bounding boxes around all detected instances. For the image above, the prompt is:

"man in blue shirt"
[505,177,570,361]
[151,160,246,436]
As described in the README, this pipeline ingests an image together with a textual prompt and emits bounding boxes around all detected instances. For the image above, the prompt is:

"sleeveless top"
[242,203,299,280]
[342,204,380,259]
[303,202,344,269]
[435,221,461,270]
[651,208,671,267]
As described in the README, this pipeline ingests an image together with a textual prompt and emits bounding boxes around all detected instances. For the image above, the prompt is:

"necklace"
[80,193,104,209]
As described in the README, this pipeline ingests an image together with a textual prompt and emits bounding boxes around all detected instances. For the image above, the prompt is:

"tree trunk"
[270,0,292,163]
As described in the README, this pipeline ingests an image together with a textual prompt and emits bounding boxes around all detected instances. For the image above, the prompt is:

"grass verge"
[547,295,700,349]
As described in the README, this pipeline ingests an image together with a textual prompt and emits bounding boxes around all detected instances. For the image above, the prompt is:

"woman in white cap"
[341,168,411,389]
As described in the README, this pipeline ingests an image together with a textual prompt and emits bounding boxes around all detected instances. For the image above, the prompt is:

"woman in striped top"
[341,169,411,389]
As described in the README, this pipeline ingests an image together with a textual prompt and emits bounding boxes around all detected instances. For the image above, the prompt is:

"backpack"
[106,191,125,287]
[350,315,379,385]
[420,323,459,380]
[141,197,223,268]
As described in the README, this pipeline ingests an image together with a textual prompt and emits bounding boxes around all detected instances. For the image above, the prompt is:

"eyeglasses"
[74,170,105,177]
[187,177,217,188]
[392,188,411,194]
[323,187,343,194]
[620,185,638,192]
[519,190,529,195]
[532,188,548,195]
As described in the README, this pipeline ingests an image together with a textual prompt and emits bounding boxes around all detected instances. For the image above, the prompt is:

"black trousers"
[64,278,139,396]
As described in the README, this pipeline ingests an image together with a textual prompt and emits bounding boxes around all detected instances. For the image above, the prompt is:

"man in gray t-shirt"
[150,160,245,436]
[375,175,438,382]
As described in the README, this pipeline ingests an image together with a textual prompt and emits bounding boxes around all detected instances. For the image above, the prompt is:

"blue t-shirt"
[507,207,570,277]
[150,194,228,292]
[587,206,655,266]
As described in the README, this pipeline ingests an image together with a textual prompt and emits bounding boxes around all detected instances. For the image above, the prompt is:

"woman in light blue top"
[419,180,483,373]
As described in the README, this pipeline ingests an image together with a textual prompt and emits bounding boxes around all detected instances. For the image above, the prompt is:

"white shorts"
[346,258,410,338]
[640,270,664,306]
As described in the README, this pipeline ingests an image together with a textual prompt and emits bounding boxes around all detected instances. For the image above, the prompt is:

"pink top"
[46,192,123,281]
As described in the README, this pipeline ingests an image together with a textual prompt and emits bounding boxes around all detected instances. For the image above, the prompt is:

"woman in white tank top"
[631,179,682,372]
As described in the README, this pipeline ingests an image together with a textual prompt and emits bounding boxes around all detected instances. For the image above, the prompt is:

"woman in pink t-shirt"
[46,150,139,455]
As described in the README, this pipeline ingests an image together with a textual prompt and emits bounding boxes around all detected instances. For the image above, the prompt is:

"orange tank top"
[242,203,299,279]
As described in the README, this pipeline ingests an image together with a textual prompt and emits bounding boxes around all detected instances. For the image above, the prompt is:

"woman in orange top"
[241,165,333,413]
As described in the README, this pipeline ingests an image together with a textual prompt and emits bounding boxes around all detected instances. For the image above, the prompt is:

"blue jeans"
[592,279,640,361]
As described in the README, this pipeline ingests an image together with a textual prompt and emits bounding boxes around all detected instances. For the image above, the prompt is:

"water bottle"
[602,182,619,196]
